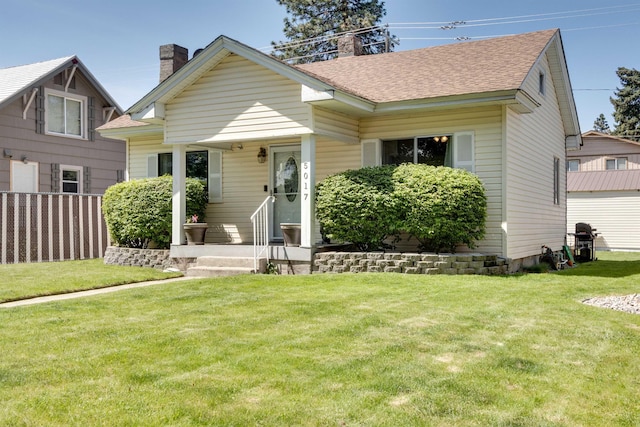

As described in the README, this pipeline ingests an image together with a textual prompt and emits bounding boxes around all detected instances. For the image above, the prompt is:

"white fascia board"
[130,102,165,123]
[301,85,335,102]
[510,90,541,113]
[373,91,523,114]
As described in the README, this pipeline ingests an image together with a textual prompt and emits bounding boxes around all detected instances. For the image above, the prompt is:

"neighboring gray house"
[567,130,640,251]
[0,56,124,194]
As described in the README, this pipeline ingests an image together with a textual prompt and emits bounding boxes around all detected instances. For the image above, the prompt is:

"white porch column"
[172,144,187,245]
[300,134,316,248]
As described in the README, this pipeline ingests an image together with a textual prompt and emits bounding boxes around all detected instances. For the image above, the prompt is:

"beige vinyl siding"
[312,107,359,143]
[165,54,311,144]
[127,135,165,179]
[204,140,276,243]
[360,106,504,256]
[504,54,566,259]
[203,137,361,244]
[568,191,640,250]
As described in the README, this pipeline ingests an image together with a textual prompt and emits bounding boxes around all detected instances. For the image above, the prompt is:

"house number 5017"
[302,161,309,201]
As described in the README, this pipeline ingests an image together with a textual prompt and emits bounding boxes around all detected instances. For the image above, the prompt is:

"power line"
[388,3,640,28]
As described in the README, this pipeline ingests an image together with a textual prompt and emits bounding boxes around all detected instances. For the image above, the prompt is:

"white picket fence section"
[0,192,109,264]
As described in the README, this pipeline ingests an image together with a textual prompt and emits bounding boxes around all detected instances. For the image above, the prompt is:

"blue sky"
[2,0,639,132]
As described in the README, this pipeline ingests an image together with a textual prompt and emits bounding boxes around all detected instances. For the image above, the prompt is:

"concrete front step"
[186,256,266,277]
[186,266,255,277]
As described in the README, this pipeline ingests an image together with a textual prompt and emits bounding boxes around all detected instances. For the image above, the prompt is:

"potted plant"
[183,214,208,245]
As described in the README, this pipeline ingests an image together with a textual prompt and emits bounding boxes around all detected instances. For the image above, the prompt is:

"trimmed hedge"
[315,166,401,251]
[315,164,486,252]
[102,176,207,249]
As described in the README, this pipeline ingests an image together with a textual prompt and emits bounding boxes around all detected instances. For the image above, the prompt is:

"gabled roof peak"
[0,55,122,114]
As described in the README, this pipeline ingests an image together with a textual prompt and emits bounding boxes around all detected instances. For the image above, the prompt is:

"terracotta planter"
[183,223,208,245]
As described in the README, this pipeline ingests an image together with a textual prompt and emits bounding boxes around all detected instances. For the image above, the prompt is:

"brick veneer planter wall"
[104,246,177,270]
[313,252,508,275]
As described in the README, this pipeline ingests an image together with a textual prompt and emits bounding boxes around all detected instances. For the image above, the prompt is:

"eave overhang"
[97,124,163,141]
[302,88,540,117]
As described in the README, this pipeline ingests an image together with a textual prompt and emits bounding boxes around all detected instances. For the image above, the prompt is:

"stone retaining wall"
[104,246,177,270]
[313,252,508,275]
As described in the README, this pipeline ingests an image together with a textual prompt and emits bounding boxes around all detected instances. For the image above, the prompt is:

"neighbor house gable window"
[567,159,580,172]
[375,132,475,172]
[605,157,627,170]
[44,88,86,138]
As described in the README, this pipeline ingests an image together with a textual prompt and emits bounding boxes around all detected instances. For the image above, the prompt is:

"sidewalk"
[0,276,194,308]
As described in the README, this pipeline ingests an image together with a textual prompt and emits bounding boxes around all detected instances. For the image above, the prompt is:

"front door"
[271,145,301,240]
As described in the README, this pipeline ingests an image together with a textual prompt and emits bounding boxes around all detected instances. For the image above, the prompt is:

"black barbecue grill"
[571,222,598,262]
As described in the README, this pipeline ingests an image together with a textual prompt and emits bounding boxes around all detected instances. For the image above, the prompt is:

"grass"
[0,258,182,302]
[0,252,639,425]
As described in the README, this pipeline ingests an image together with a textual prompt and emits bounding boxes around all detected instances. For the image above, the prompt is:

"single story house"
[0,56,124,194]
[567,130,640,251]
[98,29,582,272]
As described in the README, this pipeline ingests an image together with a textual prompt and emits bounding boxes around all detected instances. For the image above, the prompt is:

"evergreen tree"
[593,113,611,133]
[611,67,640,141]
[271,0,395,64]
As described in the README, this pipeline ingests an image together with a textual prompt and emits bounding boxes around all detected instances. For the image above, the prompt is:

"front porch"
[171,242,315,276]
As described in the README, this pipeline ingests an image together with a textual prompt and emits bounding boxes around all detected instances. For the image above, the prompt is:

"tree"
[611,67,640,141]
[271,0,395,64]
[593,113,611,133]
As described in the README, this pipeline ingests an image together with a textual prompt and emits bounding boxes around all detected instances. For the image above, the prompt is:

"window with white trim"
[60,165,83,194]
[374,132,475,172]
[44,88,86,138]
[566,159,580,172]
[148,150,222,203]
[605,157,627,170]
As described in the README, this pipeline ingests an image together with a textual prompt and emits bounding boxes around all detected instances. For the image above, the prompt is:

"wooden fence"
[0,192,109,264]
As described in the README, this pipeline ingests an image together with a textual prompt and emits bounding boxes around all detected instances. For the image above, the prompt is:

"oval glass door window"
[284,156,299,202]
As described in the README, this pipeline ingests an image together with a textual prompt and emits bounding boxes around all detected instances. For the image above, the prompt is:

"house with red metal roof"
[98,29,582,272]
[567,130,640,251]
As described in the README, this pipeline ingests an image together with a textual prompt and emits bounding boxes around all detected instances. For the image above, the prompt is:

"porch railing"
[250,196,274,273]
[0,192,109,264]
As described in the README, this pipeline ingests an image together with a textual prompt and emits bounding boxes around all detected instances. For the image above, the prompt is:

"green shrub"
[315,164,486,252]
[315,166,401,251]
[102,175,207,249]
[392,164,486,253]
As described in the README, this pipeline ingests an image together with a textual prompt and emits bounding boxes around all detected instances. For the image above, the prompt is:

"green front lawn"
[0,252,639,425]
[0,258,181,302]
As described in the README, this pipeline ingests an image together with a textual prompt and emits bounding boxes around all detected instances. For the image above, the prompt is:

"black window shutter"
[88,96,95,141]
[35,86,45,134]
[51,163,60,192]
[116,169,124,183]
[83,166,91,194]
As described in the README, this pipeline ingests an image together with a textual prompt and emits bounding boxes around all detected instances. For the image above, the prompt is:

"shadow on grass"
[557,260,640,278]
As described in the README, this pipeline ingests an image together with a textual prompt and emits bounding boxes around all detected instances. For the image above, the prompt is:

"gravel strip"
[582,294,640,315]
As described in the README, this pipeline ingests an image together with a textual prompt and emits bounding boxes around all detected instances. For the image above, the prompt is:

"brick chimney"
[159,44,189,83]
[338,33,363,58]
